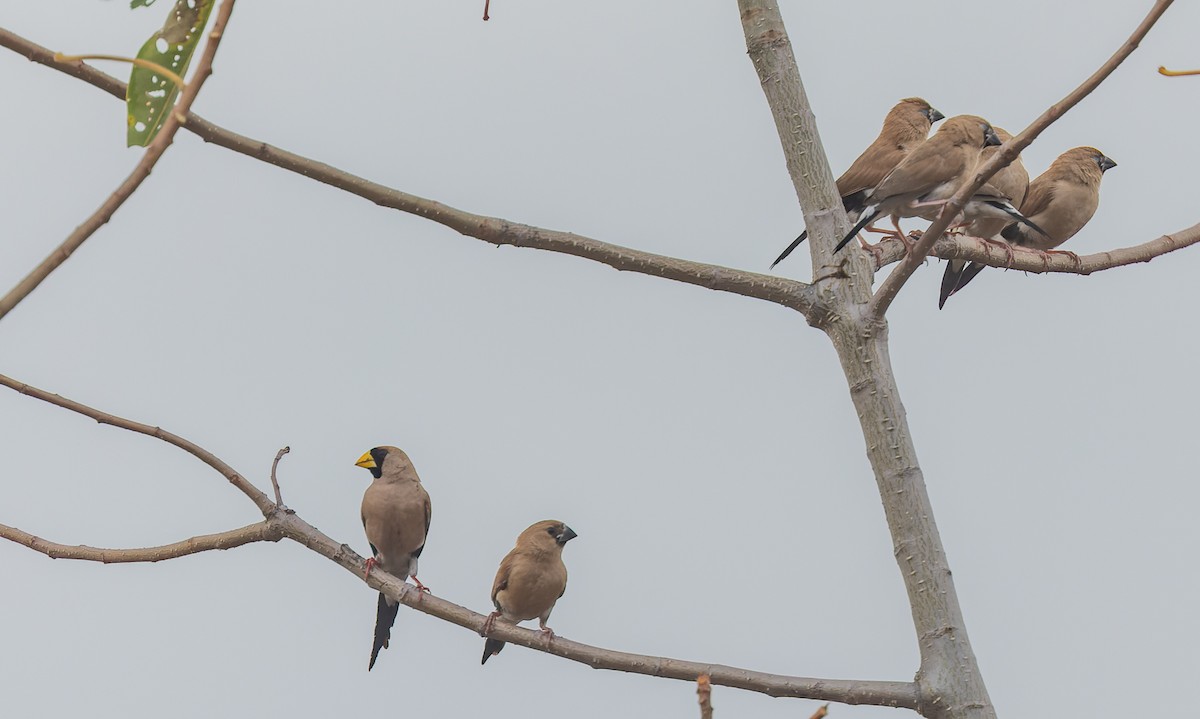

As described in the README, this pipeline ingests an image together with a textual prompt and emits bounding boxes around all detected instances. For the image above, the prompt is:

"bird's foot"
[480,611,501,637]
[364,557,377,580]
[539,625,556,645]
[856,235,885,265]
[1045,248,1083,271]
[410,576,431,595]
[973,236,1016,269]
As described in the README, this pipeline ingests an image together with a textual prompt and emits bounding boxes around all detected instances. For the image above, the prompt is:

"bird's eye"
[546,526,558,536]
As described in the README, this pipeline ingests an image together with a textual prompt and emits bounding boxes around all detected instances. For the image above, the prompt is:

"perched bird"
[938,127,1031,308]
[947,147,1117,299]
[480,520,578,665]
[356,446,432,671]
[770,98,943,268]
[835,115,1003,253]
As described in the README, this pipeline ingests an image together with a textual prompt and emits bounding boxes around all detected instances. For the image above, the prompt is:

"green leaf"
[126,0,214,147]
[130,0,158,8]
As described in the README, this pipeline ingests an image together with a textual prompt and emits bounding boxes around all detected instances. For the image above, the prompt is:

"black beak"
[928,108,945,123]
[557,526,578,544]
[983,126,1002,147]
[1098,155,1117,172]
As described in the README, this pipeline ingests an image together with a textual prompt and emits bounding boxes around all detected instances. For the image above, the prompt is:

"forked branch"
[0,1,238,323]
[0,370,917,709]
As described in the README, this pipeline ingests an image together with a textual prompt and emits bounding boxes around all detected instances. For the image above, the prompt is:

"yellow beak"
[355,451,377,469]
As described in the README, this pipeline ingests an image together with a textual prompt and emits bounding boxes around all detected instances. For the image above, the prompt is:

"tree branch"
[0,2,239,323]
[0,372,275,515]
[0,521,281,563]
[870,223,1200,275]
[0,368,917,710]
[868,0,1174,317]
[0,27,818,319]
[275,511,919,708]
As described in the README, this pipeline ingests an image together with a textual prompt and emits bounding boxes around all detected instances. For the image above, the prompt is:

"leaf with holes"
[126,0,214,147]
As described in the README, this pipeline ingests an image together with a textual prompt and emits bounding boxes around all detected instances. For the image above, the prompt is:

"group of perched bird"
[347,102,1115,672]
[355,445,576,670]
[768,98,1116,308]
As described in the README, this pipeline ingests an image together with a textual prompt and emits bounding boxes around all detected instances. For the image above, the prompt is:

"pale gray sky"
[2,2,1198,718]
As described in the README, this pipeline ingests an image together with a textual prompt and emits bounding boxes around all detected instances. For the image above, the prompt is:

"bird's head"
[519,520,578,551]
[355,445,415,481]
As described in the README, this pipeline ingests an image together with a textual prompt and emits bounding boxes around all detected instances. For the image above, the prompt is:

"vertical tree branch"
[697,675,714,719]
[0,0,239,322]
[738,4,997,717]
[737,0,872,302]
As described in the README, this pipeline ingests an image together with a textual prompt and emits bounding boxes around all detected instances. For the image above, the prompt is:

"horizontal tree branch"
[0,521,281,563]
[869,223,1200,275]
[0,27,818,318]
[0,372,275,515]
[0,1,238,322]
[868,0,1174,317]
[276,511,920,708]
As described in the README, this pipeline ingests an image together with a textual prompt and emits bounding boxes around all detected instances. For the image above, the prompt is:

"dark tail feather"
[1021,216,1051,239]
[939,259,966,309]
[481,637,506,665]
[368,592,401,671]
[988,200,1050,240]
[835,208,879,253]
[770,231,807,269]
[951,262,988,297]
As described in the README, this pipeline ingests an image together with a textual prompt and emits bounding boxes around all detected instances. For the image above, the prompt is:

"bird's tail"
[939,259,967,309]
[770,231,808,269]
[835,207,880,253]
[950,261,988,299]
[368,592,401,671]
[481,637,506,665]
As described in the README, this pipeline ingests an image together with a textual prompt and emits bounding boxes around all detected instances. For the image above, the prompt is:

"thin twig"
[53,53,186,89]
[809,703,830,719]
[0,521,281,563]
[0,27,819,320]
[1158,66,1200,76]
[270,446,290,507]
[698,675,714,719]
[0,372,275,514]
[0,0,239,322]
[868,0,1174,317]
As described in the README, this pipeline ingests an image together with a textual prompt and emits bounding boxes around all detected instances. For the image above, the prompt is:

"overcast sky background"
[2,2,1198,718]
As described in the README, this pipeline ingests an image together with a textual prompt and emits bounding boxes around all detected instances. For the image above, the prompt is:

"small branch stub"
[809,703,830,719]
[697,674,713,719]
[270,446,290,507]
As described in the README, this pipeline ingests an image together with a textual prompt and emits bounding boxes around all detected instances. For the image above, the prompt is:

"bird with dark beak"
[481,520,578,665]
